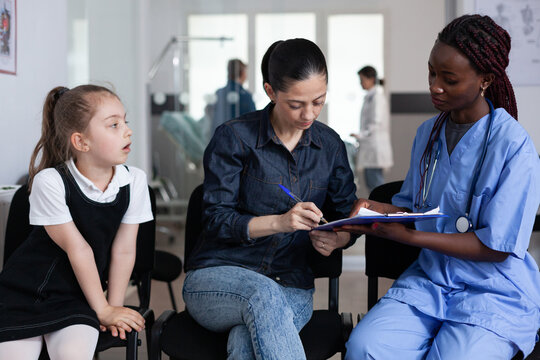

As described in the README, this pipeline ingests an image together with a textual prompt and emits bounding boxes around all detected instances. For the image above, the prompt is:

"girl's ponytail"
[28,86,69,190]
[28,84,118,191]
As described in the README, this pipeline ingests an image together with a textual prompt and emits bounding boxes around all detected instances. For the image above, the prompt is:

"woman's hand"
[277,202,323,233]
[309,230,350,256]
[96,305,145,339]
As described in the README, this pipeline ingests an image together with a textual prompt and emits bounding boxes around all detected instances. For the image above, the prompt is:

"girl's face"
[267,73,327,131]
[428,41,487,115]
[83,95,132,167]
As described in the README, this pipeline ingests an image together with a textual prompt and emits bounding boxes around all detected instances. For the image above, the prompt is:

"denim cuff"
[233,214,255,245]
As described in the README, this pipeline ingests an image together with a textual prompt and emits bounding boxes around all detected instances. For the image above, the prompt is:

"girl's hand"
[278,202,323,232]
[96,305,145,339]
[105,325,127,340]
[309,230,350,256]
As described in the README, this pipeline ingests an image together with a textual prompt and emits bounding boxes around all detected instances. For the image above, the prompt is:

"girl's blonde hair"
[28,85,119,190]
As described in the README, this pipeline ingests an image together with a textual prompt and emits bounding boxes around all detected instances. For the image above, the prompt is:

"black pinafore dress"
[0,164,129,342]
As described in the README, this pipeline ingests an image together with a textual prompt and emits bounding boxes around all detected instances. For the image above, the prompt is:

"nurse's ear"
[481,73,495,93]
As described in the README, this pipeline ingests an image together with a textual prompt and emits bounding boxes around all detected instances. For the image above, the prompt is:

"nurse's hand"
[339,221,413,244]
[278,202,323,232]
[348,198,395,217]
[334,199,407,235]
[309,230,350,256]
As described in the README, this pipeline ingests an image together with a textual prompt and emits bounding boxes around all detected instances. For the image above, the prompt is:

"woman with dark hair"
[350,65,393,192]
[183,38,357,359]
[343,15,539,359]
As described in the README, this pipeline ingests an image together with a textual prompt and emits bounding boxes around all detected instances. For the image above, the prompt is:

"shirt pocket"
[239,170,282,216]
[307,179,328,207]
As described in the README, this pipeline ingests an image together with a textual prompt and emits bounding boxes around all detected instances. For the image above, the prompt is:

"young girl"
[343,15,540,359]
[0,85,152,359]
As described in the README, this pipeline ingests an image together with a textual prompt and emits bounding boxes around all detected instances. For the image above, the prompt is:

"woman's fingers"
[310,230,337,256]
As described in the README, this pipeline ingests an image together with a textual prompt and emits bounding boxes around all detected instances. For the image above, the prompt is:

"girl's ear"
[264,82,277,103]
[71,132,88,152]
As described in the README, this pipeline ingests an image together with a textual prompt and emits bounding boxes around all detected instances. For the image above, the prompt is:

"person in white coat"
[350,66,393,192]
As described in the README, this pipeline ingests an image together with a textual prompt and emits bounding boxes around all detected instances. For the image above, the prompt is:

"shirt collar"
[256,103,322,149]
[66,159,132,195]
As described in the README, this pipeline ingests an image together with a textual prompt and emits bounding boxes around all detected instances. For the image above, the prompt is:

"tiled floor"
[99,218,540,360]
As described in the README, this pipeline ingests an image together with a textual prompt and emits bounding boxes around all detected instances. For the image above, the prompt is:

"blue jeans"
[183,266,314,360]
[345,298,518,360]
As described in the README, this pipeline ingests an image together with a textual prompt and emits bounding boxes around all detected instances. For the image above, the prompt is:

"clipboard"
[314,208,447,231]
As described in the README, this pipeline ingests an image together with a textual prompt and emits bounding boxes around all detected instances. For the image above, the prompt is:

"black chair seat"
[156,309,349,360]
[96,332,140,352]
[300,310,344,360]
[152,250,183,282]
[161,311,228,359]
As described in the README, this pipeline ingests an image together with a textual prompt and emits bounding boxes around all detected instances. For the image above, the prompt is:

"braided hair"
[415,14,517,209]
[438,14,517,119]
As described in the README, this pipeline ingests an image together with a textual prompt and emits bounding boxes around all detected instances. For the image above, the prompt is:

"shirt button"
[276,277,281,281]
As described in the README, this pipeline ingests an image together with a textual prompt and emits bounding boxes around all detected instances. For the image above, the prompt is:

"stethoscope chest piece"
[455,215,472,233]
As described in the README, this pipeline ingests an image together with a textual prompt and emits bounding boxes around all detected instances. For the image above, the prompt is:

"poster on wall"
[476,0,540,86]
[0,0,16,75]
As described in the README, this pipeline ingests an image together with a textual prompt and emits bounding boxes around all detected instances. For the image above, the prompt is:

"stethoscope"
[418,98,494,233]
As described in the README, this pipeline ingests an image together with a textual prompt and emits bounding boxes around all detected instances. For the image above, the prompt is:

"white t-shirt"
[29,159,153,226]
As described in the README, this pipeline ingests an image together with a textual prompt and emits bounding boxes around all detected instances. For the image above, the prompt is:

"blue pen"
[278,184,328,224]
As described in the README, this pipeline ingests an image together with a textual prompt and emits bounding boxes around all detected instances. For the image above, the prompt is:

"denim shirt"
[186,103,357,289]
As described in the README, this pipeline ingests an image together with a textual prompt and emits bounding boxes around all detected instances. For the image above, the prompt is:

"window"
[254,13,316,109]
[188,14,248,120]
[327,14,384,140]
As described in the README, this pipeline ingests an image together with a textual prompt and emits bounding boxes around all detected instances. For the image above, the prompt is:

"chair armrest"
[150,310,177,360]
[341,312,353,343]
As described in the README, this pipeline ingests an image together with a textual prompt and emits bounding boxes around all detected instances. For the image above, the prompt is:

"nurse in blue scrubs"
[342,14,540,359]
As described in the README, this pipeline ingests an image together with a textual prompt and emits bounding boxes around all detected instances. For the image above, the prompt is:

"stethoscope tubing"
[420,99,494,231]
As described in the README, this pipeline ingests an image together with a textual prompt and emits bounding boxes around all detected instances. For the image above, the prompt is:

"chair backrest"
[4,184,32,264]
[184,184,205,270]
[365,181,420,280]
[3,183,156,309]
[132,186,156,309]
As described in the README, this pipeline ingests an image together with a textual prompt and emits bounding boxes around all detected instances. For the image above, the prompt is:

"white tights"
[0,324,99,360]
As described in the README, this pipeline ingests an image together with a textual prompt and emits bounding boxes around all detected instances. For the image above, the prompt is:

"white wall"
[86,0,151,176]
[0,0,68,184]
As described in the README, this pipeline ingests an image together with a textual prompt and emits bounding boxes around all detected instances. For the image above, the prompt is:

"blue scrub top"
[389,108,540,355]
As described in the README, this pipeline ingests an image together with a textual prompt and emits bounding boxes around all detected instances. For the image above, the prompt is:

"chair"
[364,181,540,360]
[364,180,420,310]
[151,184,353,360]
[152,249,183,311]
[3,184,156,360]
[149,176,185,311]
